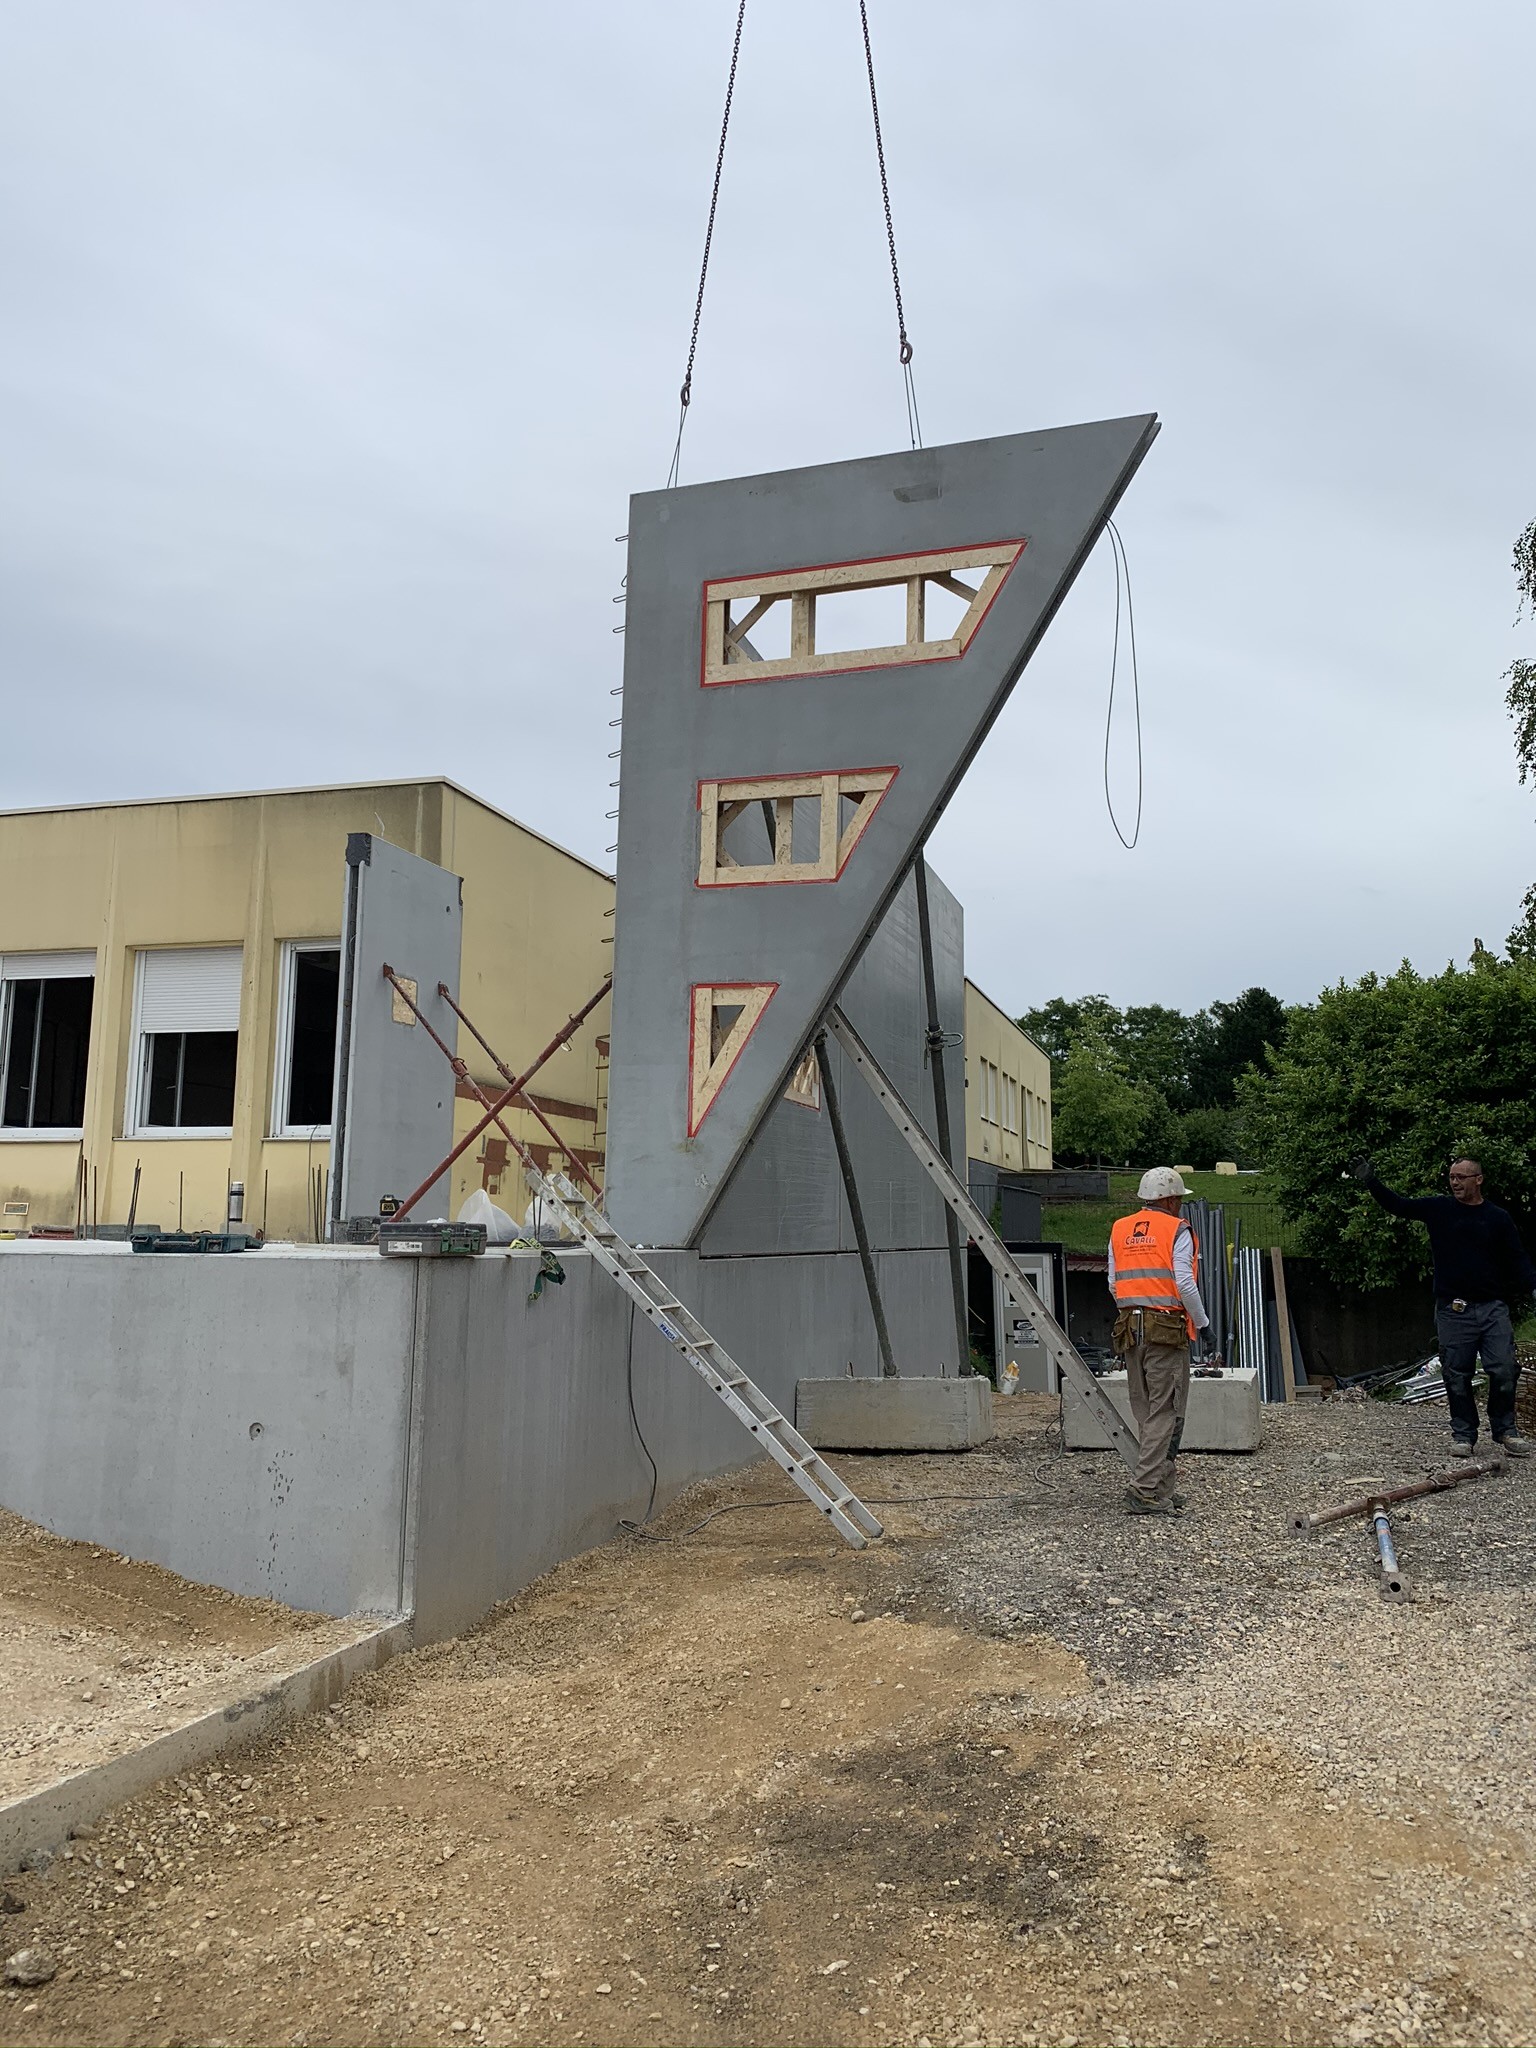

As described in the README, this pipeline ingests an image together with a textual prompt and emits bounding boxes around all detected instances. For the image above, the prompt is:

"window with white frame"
[0,952,96,1135]
[272,942,341,1136]
[128,947,242,1136]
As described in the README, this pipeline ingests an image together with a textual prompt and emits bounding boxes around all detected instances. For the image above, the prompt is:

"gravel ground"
[0,1393,1532,2048]
[0,1508,349,1803]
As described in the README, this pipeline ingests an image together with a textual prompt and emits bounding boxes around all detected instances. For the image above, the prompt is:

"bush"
[1235,953,1536,1289]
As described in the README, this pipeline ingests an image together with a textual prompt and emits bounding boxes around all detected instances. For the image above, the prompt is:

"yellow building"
[964,978,1053,1173]
[0,779,613,1239]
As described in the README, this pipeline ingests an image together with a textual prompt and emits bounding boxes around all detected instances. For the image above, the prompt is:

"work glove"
[1348,1155,1375,1183]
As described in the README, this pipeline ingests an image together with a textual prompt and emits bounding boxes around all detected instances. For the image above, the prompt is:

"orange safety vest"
[1109,1207,1199,1339]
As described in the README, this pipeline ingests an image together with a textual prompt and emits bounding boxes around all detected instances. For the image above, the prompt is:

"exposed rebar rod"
[1289,1452,1505,1536]
[816,1030,898,1380]
[914,853,970,1374]
[388,975,612,1222]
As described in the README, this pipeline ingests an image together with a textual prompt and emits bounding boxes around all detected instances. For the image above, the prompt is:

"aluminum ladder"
[538,1170,885,1549]
[824,1006,1141,1473]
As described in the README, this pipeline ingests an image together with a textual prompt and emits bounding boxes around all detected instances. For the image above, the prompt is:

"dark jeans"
[1435,1300,1518,1444]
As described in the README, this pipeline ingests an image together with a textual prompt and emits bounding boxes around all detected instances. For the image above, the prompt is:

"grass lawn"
[1042,1170,1295,1256]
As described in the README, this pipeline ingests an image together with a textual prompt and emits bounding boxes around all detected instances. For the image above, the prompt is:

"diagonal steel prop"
[384,972,610,1221]
[435,982,602,1198]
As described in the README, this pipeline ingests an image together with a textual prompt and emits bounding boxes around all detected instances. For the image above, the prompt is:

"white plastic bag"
[998,1359,1020,1397]
[457,1187,518,1244]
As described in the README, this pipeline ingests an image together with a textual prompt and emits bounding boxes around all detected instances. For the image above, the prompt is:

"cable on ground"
[1102,515,1143,850]
[624,1485,1063,1542]
[622,1302,660,1530]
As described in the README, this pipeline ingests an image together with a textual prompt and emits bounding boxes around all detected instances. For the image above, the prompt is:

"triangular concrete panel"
[606,415,1158,1246]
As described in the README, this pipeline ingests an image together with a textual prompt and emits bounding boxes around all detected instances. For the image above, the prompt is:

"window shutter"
[137,948,243,1033]
[1,950,95,982]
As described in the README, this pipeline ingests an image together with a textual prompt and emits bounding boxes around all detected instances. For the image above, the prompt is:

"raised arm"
[1350,1156,1436,1219]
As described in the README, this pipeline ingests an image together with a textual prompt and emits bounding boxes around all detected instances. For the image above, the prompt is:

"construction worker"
[1108,1167,1210,1515]
[1353,1155,1535,1457]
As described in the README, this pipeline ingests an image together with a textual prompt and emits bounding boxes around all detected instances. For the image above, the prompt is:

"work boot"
[1495,1433,1533,1458]
[1448,1438,1474,1459]
[1125,1491,1182,1517]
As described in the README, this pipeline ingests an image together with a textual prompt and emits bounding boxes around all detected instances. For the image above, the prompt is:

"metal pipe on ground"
[1289,1452,1505,1536]
[1372,1504,1409,1602]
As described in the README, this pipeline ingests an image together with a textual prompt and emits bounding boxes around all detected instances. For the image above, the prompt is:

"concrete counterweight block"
[1062,1366,1263,1453]
[796,1374,995,1451]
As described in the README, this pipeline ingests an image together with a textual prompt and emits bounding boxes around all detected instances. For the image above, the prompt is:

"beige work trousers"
[1123,1337,1191,1500]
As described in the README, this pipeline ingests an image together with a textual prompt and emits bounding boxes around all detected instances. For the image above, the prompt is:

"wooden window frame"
[696,766,897,888]
[700,540,1026,688]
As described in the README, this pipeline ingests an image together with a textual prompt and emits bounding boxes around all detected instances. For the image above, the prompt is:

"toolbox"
[377,1220,487,1258]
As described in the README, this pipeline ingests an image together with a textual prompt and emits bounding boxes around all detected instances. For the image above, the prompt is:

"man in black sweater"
[1354,1156,1535,1456]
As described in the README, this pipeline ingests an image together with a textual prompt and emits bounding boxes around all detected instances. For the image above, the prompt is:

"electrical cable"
[621,1302,660,1530]
[624,1482,1065,1543]
[858,0,921,449]
[1101,515,1144,850]
[665,0,748,490]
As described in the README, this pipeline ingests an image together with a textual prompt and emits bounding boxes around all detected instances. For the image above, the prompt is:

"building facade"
[964,977,1052,1174]
[0,780,612,1240]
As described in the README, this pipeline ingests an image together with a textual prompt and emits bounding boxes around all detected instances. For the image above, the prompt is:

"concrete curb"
[0,1617,412,1873]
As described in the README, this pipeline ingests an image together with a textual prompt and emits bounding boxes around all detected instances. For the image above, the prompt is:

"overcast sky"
[4,1,1534,1014]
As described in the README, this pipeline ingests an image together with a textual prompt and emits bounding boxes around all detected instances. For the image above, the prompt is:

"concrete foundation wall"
[0,1244,416,1617]
[0,1238,952,1642]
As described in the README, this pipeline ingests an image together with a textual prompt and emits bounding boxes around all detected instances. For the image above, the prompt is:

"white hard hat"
[1138,1166,1193,1203]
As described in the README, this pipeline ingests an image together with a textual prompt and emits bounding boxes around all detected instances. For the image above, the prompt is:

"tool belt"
[1112,1305,1188,1353]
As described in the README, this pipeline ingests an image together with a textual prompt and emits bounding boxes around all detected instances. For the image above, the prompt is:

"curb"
[0,1617,412,1872]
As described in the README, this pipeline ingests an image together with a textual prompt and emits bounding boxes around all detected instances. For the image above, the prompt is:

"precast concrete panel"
[697,864,964,1263]
[331,833,464,1226]
[606,416,1158,1247]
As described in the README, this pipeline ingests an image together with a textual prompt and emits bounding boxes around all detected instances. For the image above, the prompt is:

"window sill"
[0,1129,85,1143]
[267,1129,333,1142]
[122,1129,234,1142]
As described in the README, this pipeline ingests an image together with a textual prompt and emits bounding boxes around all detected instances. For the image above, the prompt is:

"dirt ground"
[2,1395,1534,2048]
[0,1509,363,1803]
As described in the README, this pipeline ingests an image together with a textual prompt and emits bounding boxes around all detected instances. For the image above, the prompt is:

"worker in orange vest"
[1108,1167,1211,1515]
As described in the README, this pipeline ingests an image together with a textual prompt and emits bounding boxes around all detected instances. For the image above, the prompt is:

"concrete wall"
[0,1243,416,1616]
[331,835,463,1226]
[697,866,964,1263]
[0,1236,952,1640]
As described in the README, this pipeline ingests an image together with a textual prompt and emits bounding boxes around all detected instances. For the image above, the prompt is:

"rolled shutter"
[0,950,95,982]
[136,947,243,1033]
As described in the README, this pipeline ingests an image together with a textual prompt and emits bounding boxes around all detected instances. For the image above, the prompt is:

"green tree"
[1187,987,1289,1108]
[1016,995,1120,1065]
[1051,1025,1152,1165]
[1235,953,1536,1289]
[1504,518,1536,954]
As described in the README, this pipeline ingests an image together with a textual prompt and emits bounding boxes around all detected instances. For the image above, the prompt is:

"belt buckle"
[1450,1298,1468,1314]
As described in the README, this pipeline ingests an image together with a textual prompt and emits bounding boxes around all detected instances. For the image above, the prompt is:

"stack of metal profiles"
[1184,1198,1228,1363]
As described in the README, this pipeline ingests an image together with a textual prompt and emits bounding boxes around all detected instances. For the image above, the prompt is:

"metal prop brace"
[914,852,971,1374]
[814,1028,898,1379]
[386,974,612,1223]
[825,1004,1142,1473]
